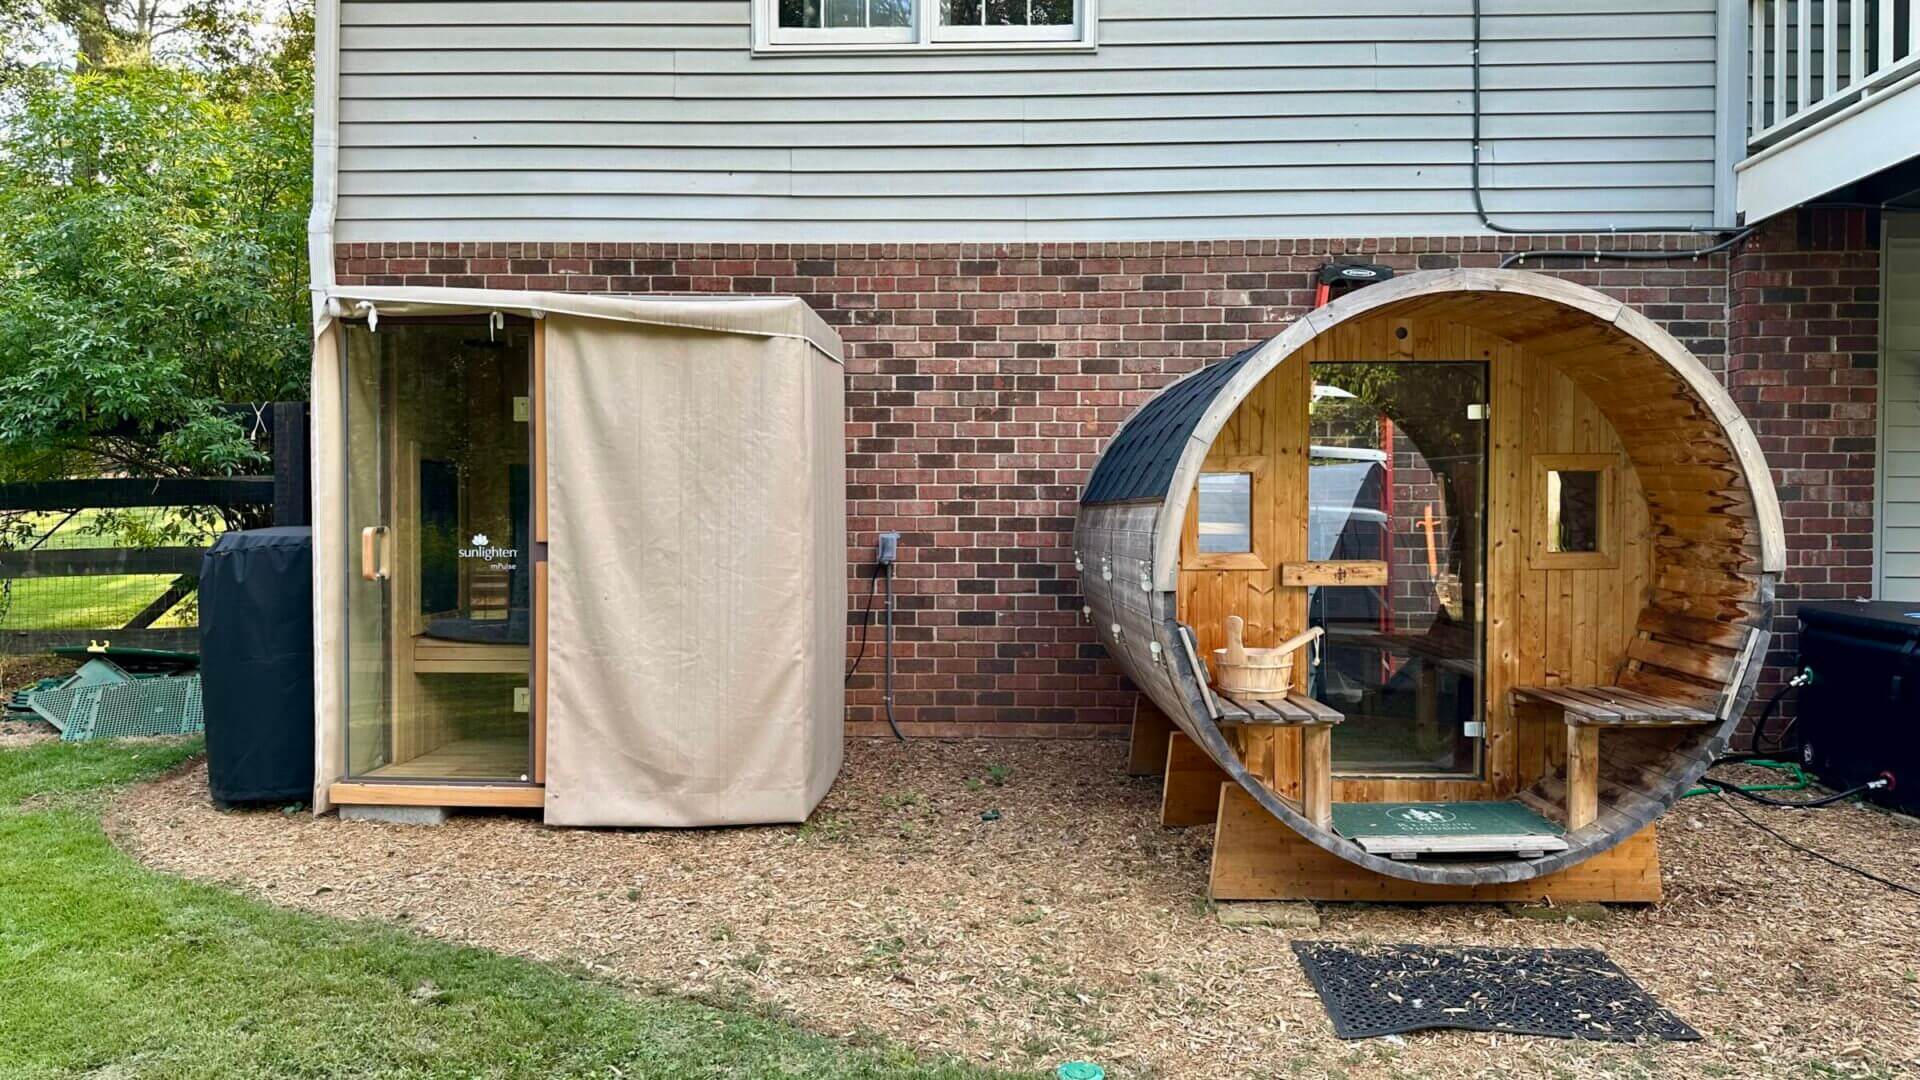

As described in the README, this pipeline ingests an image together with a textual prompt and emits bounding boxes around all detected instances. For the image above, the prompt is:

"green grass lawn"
[0,739,1022,1080]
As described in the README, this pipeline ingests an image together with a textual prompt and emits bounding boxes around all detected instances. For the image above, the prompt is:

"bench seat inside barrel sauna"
[1076,269,1781,903]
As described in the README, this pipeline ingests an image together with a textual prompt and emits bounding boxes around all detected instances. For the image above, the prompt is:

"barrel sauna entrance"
[1074,269,1783,902]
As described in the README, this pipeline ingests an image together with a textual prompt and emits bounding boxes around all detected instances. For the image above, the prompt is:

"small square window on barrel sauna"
[1075,269,1782,903]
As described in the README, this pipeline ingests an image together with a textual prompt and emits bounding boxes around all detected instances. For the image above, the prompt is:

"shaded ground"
[0,653,72,748]
[116,739,1920,1079]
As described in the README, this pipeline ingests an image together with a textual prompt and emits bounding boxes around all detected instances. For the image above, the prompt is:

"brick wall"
[1728,208,1883,745]
[336,225,1868,740]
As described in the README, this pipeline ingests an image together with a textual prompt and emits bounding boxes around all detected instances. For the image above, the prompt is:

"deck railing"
[1749,0,1920,149]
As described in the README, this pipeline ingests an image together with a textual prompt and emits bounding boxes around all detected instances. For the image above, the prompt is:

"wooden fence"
[0,402,308,653]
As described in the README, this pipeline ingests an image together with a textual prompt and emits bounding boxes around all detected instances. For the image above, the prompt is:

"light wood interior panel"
[1177,314,1655,805]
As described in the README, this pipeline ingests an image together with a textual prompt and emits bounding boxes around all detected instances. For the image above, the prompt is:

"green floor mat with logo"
[1330,801,1568,860]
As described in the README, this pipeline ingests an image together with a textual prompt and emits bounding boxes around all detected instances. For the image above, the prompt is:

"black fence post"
[273,401,311,527]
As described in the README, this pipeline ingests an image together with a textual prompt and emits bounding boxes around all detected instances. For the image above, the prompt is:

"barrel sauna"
[1075,269,1781,901]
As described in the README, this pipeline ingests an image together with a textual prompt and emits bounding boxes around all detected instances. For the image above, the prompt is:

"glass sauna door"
[342,318,536,784]
[1307,362,1487,776]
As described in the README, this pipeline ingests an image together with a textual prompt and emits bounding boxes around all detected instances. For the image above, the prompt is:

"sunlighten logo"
[459,533,517,567]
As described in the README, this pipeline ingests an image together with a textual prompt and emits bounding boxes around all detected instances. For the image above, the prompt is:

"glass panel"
[871,0,912,26]
[1030,0,1073,24]
[1307,362,1487,776]
[342,328,389,778]
[779,0,820,27]
[1547,469,1602,553]
[1196,472,1253,554]
[344,320,535,784]
[942,0,983,22]
[985,0,1026,25]
[825,0,868,27]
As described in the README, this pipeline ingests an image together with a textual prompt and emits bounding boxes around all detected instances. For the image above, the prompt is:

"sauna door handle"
[360,525,390,582]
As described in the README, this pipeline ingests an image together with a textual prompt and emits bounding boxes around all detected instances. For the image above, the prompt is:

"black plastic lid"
[1797,600,1920,642]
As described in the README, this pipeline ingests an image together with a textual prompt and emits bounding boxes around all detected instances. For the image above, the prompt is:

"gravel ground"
[110,739,1920,1079]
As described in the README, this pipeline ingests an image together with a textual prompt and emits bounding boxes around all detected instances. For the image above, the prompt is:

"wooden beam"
[327,782,544,809]
[1300,724,1333,830]
[122,574,195,629]
[1566,723,1600,830]
[0,547,206,578]
[272,400,311,526]
[1208,783,1661,902]
[1279,560,1389,587]
[1126,696,1174,777]
[0,477,274,511]
[0,627,198,653]
[1161,729,1227,828]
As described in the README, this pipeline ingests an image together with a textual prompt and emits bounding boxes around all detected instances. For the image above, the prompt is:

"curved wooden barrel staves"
[1075,269,1781,897]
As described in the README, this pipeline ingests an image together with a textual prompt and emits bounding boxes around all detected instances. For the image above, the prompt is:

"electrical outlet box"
[513,396,530,422]
[513,687,530,713]
[876,532,900,564]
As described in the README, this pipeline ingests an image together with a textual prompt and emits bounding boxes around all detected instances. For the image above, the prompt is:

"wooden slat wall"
[1178,312,1655,804]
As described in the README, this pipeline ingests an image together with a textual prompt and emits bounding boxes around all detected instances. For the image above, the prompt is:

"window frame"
[1529,453,1620,570]
[753,0,1097,54]
[1182,456,1270,573]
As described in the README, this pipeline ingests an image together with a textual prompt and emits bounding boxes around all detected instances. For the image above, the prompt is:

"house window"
[757,0,1095,51]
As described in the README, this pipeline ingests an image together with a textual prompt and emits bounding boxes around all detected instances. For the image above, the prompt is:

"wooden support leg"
[1209,783,1661,902]
[1126,697,1174,777]
[1300,723,1332,830]
[1161,729,1228,827]
[1566,721,1600,831]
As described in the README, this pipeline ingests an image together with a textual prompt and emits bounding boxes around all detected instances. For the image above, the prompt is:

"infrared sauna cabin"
[309,288,846,827]
[1077,269,1780,903]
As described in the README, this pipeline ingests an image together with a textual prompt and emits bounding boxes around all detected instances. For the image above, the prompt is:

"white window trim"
[753,0,1097,54]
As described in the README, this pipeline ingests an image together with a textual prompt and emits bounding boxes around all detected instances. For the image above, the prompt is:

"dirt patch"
[0,653,75,747]
[113,739,1920,1078]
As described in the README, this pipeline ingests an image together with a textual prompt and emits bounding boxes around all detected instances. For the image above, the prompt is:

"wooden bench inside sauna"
[1075,269,1780,903]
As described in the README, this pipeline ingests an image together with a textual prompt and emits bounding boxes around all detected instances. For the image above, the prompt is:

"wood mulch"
[0,654,73,747]
[110,739,1920,1079]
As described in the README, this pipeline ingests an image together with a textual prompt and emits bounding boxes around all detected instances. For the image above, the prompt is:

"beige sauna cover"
[310,289,845,825]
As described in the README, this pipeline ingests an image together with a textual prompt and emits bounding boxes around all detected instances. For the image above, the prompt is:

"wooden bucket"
[1211,615,1324,701]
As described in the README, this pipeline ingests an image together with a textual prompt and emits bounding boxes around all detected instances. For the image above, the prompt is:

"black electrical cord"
[881,561,902,741]
[844,562,906,741]
[1714,791,1920,899]
[1697,775,1882,809]
[1468,0,1754,267]
[1721,670,1809,761]
[845,567,883,685]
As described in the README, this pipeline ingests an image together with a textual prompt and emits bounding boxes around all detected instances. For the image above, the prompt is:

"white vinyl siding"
[333,0,1726,243]
[1881,216,1920,602]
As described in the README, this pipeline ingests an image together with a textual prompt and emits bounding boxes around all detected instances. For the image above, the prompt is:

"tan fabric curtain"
[541,314,845,826]
[309,321,345,812]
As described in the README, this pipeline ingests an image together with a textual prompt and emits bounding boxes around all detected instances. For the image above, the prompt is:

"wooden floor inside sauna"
[361,735,531,781]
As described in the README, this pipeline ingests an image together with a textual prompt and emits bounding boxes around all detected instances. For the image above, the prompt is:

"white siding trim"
[334,0,1726,243]
[1879,213,1920,602]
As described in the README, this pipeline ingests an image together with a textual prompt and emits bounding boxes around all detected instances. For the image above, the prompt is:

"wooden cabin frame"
[1076,269,1782,902]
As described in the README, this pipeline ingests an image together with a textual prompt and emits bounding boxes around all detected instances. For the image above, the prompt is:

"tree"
[0,7,311,490]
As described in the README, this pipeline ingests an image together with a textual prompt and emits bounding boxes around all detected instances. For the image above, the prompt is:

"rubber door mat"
[1292,941,1700,1042]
